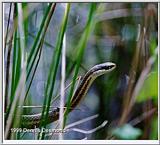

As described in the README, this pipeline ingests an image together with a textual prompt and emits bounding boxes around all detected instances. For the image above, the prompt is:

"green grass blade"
[26,4,52,81]
[5,4,19,121]
[63,3,97,127]
[25,3,56,100]
[38,3,70,140]
[14,37,21,91]
[10,31,17,101]
[22,3,28,46]
[5,3,26,139]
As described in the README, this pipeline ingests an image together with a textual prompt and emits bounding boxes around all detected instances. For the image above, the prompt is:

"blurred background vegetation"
[4,3,158,140]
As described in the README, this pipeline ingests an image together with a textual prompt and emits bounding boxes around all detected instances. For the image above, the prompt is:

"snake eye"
[107,64,116,70]
[56,107,60,112]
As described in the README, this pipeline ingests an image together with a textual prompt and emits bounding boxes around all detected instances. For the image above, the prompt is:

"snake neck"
[69,71,97,109]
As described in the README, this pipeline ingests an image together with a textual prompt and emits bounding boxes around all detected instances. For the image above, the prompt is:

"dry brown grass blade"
[119,25,143,125]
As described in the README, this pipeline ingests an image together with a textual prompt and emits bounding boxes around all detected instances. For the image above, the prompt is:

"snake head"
[91,62,116,77]
[98,62,116,71]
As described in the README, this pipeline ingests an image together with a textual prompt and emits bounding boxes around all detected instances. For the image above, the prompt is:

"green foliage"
[136,71,158,102]
[150,116,158,139]
[112,124,142,140]
[150,38,157,56]
[136,37,158,103]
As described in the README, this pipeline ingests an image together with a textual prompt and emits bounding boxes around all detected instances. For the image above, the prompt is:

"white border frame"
[2,140,160,144]
[0,1,159,144]
[0,1,3,144]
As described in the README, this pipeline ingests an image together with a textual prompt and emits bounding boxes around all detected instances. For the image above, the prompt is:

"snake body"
[21,62,116,128]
